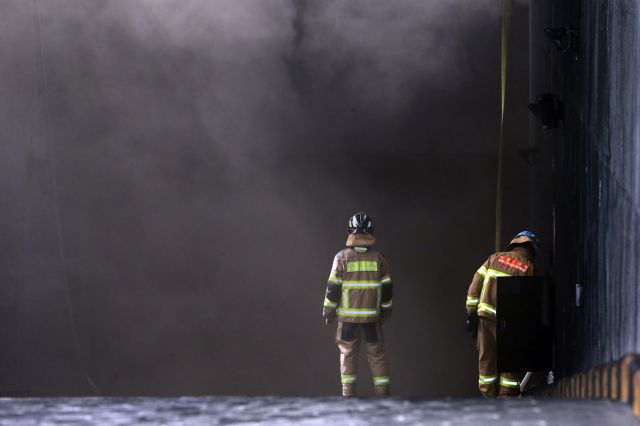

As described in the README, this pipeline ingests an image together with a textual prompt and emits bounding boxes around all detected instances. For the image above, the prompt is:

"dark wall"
[0,0,531,396]
[533,0,640,376]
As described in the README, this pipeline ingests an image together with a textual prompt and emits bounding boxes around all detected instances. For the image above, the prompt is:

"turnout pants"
[477,317,521,397]
[336,321,390,397]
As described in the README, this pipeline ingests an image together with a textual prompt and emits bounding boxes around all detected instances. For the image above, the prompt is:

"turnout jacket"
[323,233,393,323]
[466,247,533,319]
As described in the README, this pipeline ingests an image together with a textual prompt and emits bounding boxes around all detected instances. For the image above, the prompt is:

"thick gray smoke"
[0,0,530,397]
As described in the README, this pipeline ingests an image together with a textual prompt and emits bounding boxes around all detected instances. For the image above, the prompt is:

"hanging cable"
[32,0,100,394]
[495,0,511,252]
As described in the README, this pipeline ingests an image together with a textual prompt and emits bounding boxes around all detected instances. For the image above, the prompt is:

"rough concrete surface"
[0,396,637,425]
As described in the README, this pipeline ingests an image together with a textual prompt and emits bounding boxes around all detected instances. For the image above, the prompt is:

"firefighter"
[322,212,393,397]
[465,231,539,397]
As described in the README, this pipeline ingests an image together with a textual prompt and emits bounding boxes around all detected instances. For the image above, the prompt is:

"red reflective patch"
[497,255,529,273]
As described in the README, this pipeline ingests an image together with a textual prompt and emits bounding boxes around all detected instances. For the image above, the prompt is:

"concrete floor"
[0,396,637,425]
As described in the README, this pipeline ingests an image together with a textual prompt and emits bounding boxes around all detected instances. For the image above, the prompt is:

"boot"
[342,383,356,397]
[374,385,390,398]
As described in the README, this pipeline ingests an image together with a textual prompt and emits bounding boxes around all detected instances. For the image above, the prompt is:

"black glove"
[465,312,478,338]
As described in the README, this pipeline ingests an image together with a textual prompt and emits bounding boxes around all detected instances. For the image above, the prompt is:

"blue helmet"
[508,230,540,255]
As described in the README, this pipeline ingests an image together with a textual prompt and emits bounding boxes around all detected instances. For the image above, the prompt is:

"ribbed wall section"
[541,0,640,375]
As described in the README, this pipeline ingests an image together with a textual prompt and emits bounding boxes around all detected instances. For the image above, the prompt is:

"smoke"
[0,0,530,397]
[287,1,497,106]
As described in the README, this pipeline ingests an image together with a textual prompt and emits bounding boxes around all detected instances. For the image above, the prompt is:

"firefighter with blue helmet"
[322,212,393,397]
[465,231,539,397]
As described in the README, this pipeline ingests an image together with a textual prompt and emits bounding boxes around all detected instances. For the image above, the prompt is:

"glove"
[380,309,392,324]
[465,312,478,338]
[323,308,336,326]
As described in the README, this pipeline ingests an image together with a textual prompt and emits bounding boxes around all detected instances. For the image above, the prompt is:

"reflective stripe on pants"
[336,321,390,396]
[373,376,390,386]
[500,375,519,389]
[341,374,356,384]
[479,375,497,385]
[477,317,521,397]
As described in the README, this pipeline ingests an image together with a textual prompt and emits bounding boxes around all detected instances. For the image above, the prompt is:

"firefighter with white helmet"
[322,212,393,397]
[465,231,539,397]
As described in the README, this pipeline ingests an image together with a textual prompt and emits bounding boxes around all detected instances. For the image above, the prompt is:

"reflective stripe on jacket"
[323,234,392,323]
[466,248,533,319]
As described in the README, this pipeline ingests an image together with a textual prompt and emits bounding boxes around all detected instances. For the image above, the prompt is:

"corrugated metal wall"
[536,0,640,376]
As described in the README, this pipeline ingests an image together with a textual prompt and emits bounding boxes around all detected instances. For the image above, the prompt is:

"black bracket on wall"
[528,93,564,130]
[545,26,579,61]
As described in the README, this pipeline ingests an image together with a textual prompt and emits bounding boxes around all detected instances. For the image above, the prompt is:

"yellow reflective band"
[354,247,368,253]
[346,261,378,272]
[466,297,479,306]
[480,269,512,284]
[373,376,390,385]
[337,308,379,316]
[479,277,488,305]
[381,275,392,284]
[480,374,497,379]
[381,300,392,309]
[341,375,356,383]
[328,275,343,285]
[323,298,337,308]
[478,303,497,315]
[479,375,497,384]
[343,282,381,289]
[477,266,488,277]
[477,268,511,314]
[486,268,511,278]
[500,376,519,388]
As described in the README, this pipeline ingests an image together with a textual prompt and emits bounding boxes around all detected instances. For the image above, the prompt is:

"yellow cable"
[495,0,511,252]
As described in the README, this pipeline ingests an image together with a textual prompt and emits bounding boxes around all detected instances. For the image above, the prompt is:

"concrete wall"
[535,0,640,375]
